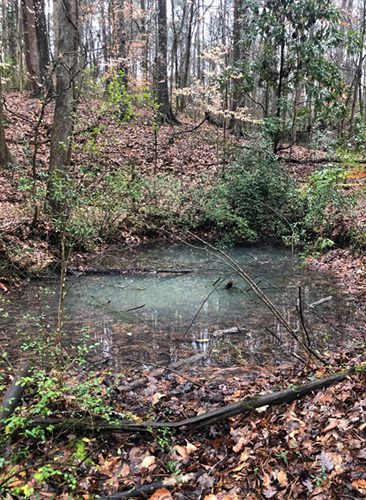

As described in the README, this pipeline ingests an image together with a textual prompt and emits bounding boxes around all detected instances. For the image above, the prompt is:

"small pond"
[0,244,364,368]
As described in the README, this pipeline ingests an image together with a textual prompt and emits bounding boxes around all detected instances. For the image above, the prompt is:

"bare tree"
[21,0,50,95]
[0,80,11,168]
[47,0,79,213]
[155,0,176,123]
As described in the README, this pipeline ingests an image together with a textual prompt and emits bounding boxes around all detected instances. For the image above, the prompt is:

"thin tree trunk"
[273,32,285,153]
[155,0,176,123]
[47,0,79,213]
[178,0,195,111]
[0,71,12,168]
[100,0,109,66]
[34,0,51,87]
[349,0,366,134]
[21,0,42,95]
[0,108,11,169]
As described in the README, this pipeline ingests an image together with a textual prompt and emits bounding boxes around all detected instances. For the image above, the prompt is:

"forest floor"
[1,358,366,498]
[0,92,365,498]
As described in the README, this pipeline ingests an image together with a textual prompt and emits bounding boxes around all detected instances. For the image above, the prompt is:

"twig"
[298,286,311,349]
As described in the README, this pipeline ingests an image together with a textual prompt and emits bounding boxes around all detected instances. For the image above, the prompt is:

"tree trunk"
[177,0,195,111]
[155,0,176,123]
[21,0,41,95]
[0,361,32,423]
[34,0,51,89]
[0,73,12,168]
[229,0,247,137]
[273,31,286,153]
[100,0,109,66]
[47,0,79,214]
[349,0,366,134]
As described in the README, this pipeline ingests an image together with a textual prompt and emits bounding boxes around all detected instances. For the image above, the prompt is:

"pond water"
[0,244,364,369]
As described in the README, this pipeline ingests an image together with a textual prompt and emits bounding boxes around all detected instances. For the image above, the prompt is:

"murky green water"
[0,244,364,368]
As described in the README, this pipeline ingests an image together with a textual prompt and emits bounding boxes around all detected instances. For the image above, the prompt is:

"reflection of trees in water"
[2,246,361,365]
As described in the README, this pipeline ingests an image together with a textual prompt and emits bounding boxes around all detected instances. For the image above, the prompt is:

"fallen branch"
[0,361,32,424]
[280,156,366,165]
[210,326,243,337]
[101,481,173,499]
[100,473,199,499]
[26,365,363,433]
[67,267,195,276]
[308,296,333,309]
[169,115,207,140]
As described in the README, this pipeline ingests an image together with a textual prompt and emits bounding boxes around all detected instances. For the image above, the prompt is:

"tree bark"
[155,0,177,123]
[0,75,12,168]
[21,0,41,95]
[47,0,79,214]
[34,0,51,88]
[177,0,195,111]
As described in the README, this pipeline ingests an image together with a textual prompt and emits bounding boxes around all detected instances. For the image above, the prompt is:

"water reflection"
[0,244,364,368]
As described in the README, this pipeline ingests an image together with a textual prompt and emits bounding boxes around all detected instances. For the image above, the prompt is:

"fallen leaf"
[232,436,245,453]
[98,456,121,477]
[323,418,347,433]
[152,392,165,405]
[318,451,334,471]
[140,455,156,469]
[239,449,250,463]
[263,486,277,498]
[262,471,272,489]
[352,479,366,493]
[149,488,173,499]
[231,449,250,472]
[174,445,188,460]
[120,463,130,478]
[197,473,215,489]
[255,405,269,414]
[277,470,288,487]
[185,441,198,454]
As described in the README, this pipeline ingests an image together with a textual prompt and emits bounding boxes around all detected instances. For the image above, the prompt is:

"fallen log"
[26,365,364,433]
[0,360,32,423]
[67,267,196,276]
[280,156,366,165]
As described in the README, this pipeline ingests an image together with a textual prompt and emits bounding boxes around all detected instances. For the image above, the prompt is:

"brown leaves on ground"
[307,249,366,309]
[1,361,365,499]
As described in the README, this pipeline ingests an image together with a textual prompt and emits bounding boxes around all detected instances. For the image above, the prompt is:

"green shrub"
[200,145,303,244]
[303,166,350,243]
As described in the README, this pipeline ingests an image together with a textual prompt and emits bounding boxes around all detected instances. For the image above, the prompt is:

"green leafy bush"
[200,145,303,244]
[303,166,350,244]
